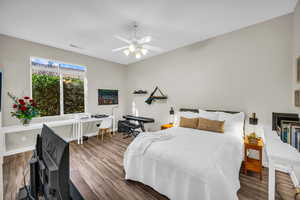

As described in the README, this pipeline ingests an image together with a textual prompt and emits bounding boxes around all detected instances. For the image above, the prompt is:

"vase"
[21,118,31,126]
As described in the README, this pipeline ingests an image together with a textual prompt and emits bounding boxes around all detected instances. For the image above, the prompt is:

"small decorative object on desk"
[8,92,39,125]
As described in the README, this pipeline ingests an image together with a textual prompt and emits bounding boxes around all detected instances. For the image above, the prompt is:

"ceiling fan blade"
[112,46,129,52]
[114,35,131,44]
[138,36,152,44]
[143,45,162,52]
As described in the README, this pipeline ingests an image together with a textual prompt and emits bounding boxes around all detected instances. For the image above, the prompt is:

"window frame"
[30,56,88,118]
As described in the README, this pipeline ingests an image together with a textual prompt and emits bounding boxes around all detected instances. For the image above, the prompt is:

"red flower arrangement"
[8,92,40,125]
[19,99,25,105]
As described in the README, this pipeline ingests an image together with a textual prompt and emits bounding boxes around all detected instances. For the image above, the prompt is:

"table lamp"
[169,107,175,124]
[249,112,258,135]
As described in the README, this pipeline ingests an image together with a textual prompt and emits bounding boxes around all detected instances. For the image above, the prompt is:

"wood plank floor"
[3,133,298,200]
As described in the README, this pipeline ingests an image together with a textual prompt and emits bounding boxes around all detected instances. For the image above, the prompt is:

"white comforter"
[123,127,243,200]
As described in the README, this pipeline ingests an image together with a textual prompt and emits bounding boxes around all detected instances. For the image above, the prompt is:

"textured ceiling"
[0,0,298,65]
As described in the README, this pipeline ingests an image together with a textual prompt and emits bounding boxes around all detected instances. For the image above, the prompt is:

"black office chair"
[118,120,141,138]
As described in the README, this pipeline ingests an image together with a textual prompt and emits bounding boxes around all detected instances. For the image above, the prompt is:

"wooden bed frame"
[179,108,240,114]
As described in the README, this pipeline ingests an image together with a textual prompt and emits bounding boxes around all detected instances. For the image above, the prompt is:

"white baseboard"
[262,160,291,173]
[274,164,291,173]
[290,169,299,187]
[5,146,35,156]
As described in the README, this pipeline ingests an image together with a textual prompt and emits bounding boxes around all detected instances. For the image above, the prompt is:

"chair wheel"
[133,131,140,137]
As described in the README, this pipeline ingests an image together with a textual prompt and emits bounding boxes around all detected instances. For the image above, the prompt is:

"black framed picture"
[98,89,118,105]
[296,90,300,107]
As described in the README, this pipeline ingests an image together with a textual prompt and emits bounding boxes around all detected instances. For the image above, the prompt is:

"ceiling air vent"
[69,44,83,49]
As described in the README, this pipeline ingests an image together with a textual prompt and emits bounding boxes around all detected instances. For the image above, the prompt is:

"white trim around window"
[29,56,88,119]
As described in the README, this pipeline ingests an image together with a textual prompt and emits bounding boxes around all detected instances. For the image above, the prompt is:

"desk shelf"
[0,116,114,156]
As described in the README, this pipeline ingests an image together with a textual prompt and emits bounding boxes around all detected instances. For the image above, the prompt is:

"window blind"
[31,58,86,78]
[31,58,59,76]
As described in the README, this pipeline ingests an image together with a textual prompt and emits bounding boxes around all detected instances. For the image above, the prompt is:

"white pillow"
[218,112,245,135]
[218,111,244,121]
[198,109,219,120]
[174,111,199,126]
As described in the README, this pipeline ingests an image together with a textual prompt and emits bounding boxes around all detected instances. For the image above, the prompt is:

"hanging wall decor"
[295,90,300,107]
[145,86,168,105]
[98,89,118,105]
[133,90,148,94]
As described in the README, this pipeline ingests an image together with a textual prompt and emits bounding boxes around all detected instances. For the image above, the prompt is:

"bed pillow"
[174,111,200,126]
[218,112,244,125]
[197,117,225,133]
[179,117,199,129]
[198,109,219,120]
[218,112,244,135]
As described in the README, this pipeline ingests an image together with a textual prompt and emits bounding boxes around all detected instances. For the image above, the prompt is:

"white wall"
[0,35,128,200]
[0,6,299,200]
[0,5,299,200]
[295,1,300,60]
[0,11,298,147]
[293,1,300,97]
[0,34,127,151]
[127,14,296,131]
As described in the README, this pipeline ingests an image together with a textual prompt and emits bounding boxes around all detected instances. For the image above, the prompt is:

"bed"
[123,109,245,200]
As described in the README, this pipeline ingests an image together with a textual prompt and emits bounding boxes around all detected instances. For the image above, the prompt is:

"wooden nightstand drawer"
[244,136,264,180]
[244,158,262,173]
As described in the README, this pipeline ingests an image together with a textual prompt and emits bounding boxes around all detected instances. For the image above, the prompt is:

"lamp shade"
[169,107,175,124]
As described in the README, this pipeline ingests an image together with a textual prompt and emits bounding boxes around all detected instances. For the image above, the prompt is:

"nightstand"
[244,136,264,180]
[161,123,174,130]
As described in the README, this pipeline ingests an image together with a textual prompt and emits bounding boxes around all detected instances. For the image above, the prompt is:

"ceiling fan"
[112,23,162,59]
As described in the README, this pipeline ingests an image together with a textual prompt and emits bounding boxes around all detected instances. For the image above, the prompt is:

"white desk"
[264,127,300,200]
[0,116,113,154]
[73,116,113,144]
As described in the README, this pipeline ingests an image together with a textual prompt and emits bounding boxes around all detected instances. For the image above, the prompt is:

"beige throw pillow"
[179,117,199,129]
[197,117,224,133]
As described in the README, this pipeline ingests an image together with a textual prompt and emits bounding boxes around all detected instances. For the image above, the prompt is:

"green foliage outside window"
[63,77,85,114]
[32,74,60,116]
[32,74,85,116]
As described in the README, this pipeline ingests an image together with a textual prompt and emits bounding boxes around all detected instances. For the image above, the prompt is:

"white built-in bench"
[264,126,300,200]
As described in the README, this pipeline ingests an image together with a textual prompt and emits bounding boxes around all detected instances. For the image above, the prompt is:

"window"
[31,57,87,117]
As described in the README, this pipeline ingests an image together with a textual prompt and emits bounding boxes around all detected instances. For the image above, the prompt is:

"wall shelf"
[133,90,148,94]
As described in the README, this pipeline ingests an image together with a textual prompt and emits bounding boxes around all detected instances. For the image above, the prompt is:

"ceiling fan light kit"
[135,52,141,59]
[141,48,148,55]
[122,42,149,59]
[129,44,136,52]
[123,49,130,56]
[113,22,162,59]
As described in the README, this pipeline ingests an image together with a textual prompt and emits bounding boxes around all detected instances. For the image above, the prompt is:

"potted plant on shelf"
[8,92,39,125]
